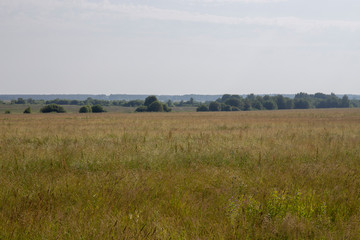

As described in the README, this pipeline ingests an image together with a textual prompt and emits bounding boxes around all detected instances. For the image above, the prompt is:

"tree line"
[197,93,359,112]
[3,92,360,114]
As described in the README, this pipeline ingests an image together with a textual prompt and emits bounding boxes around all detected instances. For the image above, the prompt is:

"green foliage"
[196,105,209,112]
[243,100,251,111]
[79,105,92,113]
[23,107,32,114]
[147,101,163,112]
[209,101,221,111]
[294,99,310,109]
[340,95,350,108]
[221,105,232,111]
[225,98,241,108]
[15,98,26,104]
[162,103,172,112]
[263,100,277,110]
[135,106,148,112]
[134,96,171,112]
[40,104,66,113]
[252,100,263,110]
[5,110,10,114]
[144,96,158,107]
[91,105,106,113]
[167,100,174,107]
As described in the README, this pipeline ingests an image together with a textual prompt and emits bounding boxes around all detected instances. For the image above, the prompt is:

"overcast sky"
[1,0,359,95]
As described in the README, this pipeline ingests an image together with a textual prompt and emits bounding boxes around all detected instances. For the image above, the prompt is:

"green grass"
[1,109,360,239]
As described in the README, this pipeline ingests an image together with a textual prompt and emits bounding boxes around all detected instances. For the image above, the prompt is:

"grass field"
[1,109,360,239]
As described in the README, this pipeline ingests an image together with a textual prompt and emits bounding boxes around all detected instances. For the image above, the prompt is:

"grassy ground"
[1,109,360,239]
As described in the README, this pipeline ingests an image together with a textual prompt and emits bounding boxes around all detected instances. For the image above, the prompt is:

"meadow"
[1,109,360,239]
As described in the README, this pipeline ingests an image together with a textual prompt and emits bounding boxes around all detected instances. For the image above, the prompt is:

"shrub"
[40,104,66,113]
[135,106,148,112]
[148,101,163,112]
[23,107,32,114]
[5,110,10,114]
[91,105,106,113]
[231,106,240,111]
[79,105,92,113]
[162,104,172,112]
[197,105,209,112]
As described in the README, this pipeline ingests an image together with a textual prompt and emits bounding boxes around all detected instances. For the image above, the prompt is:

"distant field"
[0,104,197,114]
[1,109,360,239]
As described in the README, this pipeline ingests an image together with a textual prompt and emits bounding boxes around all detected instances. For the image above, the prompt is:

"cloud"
[1,0,360,32]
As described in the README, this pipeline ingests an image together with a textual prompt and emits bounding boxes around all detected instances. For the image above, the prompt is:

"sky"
[1,0,360,95]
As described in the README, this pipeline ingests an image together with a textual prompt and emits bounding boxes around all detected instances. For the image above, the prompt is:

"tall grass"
[1,109,360,239]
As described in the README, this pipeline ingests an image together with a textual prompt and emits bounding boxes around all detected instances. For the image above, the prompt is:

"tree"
[167,100,174,107]
[209,101,221,111]
[243,100,251,111]
[40,104,66,113]
[225,98,241,108]
[263,100,277,110]
[91,105,106,113]
[340,95,350,108]
[221,94,232,102]
[221,105,232,111]
[252,100,263,110]
[23,107,32,114]
[144,96,158,107]
[274,95,287,109]
[15,98,26,104]
[148,101,163,112]
[197,105,209,112]
[189,98,194,106]
[79,105,92,113]
[294,99,310,109]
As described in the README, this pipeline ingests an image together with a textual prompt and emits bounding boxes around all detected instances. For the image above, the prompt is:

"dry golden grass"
[1,109,360,239]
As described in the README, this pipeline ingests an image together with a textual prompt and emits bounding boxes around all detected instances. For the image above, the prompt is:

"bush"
[79,105,92,113]
[148,101,163,112]
[135,106,148,112]
[23,107,32,114]
[5,110,10,114]
[91,105,106,113]
[197,105,209,112]
[162,104,172,112]
[40,104,66,113]
[209,101,221,111]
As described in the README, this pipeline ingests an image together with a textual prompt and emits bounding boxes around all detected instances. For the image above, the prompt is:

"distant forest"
[1,92,360,111]
[197,93,360,112]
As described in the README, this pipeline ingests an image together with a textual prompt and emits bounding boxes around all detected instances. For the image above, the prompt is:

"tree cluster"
[79,105,106,113]
[135,96,171,112]
[197,93,356,112]
[40,104,66,113]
